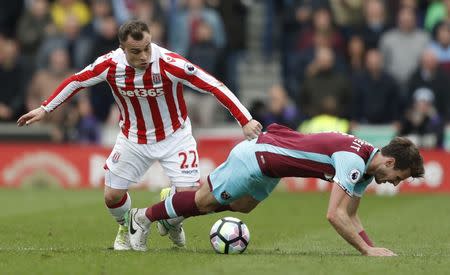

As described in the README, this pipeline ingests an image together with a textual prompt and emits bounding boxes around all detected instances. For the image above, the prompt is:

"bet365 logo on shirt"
[118,87,164,98]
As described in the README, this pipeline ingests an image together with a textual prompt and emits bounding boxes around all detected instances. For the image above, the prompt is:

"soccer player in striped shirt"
[17,20,262,251]
[128,124,424,256]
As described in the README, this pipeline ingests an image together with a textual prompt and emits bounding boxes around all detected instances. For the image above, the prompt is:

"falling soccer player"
[128,124,424,256]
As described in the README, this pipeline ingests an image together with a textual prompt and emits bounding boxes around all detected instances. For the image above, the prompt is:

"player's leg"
[104,170,133,250]
[143,139,263,219]
[128,124,199,250]
[136,169,261,222]
[132,179,228,225]
[105,132,154,251]
[130,168,265,250]
[155,127,201,247]
[156,189,199,247]
[229,195,260,213]
[157,185,199,246]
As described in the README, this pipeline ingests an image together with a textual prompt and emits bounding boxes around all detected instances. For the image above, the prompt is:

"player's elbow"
[326,210,337,224]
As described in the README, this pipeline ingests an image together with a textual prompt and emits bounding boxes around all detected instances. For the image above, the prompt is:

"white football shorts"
[105,119,200,189]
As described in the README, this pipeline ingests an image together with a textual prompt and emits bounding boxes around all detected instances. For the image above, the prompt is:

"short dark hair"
[381,137,424,178]
[118,20,150,43]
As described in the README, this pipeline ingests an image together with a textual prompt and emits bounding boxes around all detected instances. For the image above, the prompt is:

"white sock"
[107,193,131,225]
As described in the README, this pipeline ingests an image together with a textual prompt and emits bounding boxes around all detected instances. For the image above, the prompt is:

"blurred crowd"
[0,0,449,149]
[255,0,449,149]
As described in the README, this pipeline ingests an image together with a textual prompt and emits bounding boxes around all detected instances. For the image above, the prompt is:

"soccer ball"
[209,217,250,254]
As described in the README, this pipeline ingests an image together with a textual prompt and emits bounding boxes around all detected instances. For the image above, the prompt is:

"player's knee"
[104,190,126,207]
[104,193,120,207]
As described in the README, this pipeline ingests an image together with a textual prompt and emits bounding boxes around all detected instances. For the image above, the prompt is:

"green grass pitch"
[0,188,449,275]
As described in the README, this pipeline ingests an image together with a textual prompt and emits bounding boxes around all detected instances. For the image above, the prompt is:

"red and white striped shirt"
[42,43,252,144]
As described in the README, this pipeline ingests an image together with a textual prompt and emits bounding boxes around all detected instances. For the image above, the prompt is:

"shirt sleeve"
[353,176,374,197]
[331,151,366,197]
[41,54,112,112]
[161,52,252,126]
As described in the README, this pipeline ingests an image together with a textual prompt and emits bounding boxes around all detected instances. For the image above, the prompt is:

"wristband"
[359,230,373,247]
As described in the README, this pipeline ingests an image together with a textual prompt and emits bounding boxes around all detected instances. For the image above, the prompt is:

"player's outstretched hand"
[242,119,262,140]
[17,107,47,127]
[364,247,397,257]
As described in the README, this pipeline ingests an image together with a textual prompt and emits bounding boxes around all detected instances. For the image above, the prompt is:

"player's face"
[121,31,152,70]
[373,159,411,186]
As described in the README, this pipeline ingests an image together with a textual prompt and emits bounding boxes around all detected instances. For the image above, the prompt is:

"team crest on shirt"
[349,169,361,183]
[112,152,121,163]
[221,191,232,200]
[184,63,197,75]
[152,73,162,85]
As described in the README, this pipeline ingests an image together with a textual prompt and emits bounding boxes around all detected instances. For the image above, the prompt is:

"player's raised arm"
[326,183,396,256]
[17,54,112,127]
[160,52,262,139]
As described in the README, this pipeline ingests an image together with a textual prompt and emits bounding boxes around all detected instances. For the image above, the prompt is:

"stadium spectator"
[36,14,89,69]
[287,31,347,99]
[359,0,390,50]
[76,0,115,67]
[347,35,366,74]
[425,0,450,32]
[184,21,223,127]
[50,0,91,31]
[299,47,352,119]
[111,0,136,24]
[407,49,449,122]
[214,0,249,98]
[16,0,53,66]
[279,0,315,85]
[429,21,450,73]
[260,84,300,130]
[130,123,424,256]
[25,47,75,142]
[380,7,430,92]
[352,49,400,125]
[296,7,346,56]
[386,0,427,27]
[80,0,113,38]
[85,16,119,122]
[399,88,444,149]
[149,20,167,47]
[329,0,364,35]
[299,95,350,134]
[132,0,165,26]
[260,0,284,61]
[17,20,262,252]
[0,39,27,122]
[67,94,101,144]
[169,0,226,56]
[187,20,221,76]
